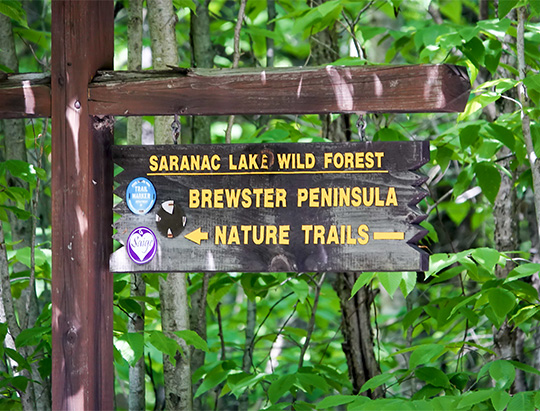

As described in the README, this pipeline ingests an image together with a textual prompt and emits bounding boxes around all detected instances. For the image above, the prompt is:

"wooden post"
[51,1,114,409]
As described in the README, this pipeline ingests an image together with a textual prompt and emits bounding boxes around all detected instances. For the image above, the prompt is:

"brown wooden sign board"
[111,141,429,273]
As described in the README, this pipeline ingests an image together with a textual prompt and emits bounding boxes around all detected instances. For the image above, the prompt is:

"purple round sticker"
[127,227,157,265]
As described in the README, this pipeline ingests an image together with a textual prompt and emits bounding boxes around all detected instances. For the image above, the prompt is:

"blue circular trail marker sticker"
[126,227,157,265]
[126,177,156,215]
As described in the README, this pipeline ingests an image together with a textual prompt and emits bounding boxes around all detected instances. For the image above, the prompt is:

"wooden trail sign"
[111,141,429,273]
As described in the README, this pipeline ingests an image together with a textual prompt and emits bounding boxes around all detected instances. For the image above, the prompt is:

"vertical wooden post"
[51,1,114,409]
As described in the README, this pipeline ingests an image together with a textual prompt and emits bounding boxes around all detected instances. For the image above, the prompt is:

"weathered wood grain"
[111,142,429,273]
[51,1,114,410]
[0,73,51,118]
[89,64,470,116]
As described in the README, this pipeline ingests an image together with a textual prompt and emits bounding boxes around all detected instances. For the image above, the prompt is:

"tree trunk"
[189,0,213,145]
[148,1,193,409]
[126,1,147,410]
[0,13,50,410]
[308,0,381,397]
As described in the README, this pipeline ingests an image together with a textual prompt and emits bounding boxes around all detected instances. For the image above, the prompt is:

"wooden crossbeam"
[0,64,470,119]
[89,64,470,115]
[0,72,50,118]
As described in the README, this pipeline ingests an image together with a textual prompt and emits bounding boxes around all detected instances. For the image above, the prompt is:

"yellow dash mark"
[373,232,405,240]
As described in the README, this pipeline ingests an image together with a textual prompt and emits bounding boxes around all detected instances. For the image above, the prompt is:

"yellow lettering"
[313,225,325,244]
[228,226,240,245]
[149,155,159,172]
[365,152,374,168]
[276,189,287,207]
[297,188,308,207]
[253,188,264,207]
[215,226,226,244]
[190,155,200,171]
[201,155,211,171]
[355,152,364,168]
[279,225,290,245]
[214,189,224,208]
[324,152,332,169]
[159,155,168,172]
[302,225,313,244]
[346,225,356,244]
[375,152,384,168]
[277,153,291,169]
[327,225,339,244]
[248,154,259,170]
[229,154,237,170]
[264,188,274,208]
[225,189,241,208]
[238,155,248,170]
[305,153,315,169]
[240,225,252,244]
[309,187,320,207]
[253,226,264,245]
[211,155,221,171]
[344,152,354,169]
[375,187,385,207]
[363,187,374,206]
[358,224,369,245]
[201,189,212,208]
[321,188,331,207]
[169,156,179,171]
[266,226,277,244]
[241,188,252,208]
[386,187,398,206]
[339,187,350,207]
[351,187,362,207]
[189,190,200,208]
[180,155,190,171]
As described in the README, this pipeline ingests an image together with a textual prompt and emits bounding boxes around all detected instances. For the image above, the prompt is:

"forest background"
[1,0,540,410]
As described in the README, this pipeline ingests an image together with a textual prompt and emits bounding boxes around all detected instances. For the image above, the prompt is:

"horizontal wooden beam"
[0,65,470,119]
[0,73,51,118]
[88,64,470,116]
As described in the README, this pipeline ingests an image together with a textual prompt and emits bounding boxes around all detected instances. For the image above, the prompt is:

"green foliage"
[3,0,540,409]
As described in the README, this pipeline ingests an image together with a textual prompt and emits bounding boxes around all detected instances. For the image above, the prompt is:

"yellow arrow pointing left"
[184,227,209,245]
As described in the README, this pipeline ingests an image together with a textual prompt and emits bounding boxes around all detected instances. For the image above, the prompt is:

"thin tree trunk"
[238,298,256,411]
[189,0,213,145]
[126,1,147,410]
[308,0,381,397]
[0,13,50,410]
[148,1,193,409]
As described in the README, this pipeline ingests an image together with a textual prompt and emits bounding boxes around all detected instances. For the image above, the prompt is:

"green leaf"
[227,372,266,398]
[403,306,423,331]
[475,162,501,204]
[491,390,511,411]
[1,205,31,220]
[472,248,500,272]
[194,363,230,398]
[378,272,402,297]
[507,391,535,411]
[409,344,446,369]
[499,0,519,18]
[173,0,196,13]
[489,360,515,389]
[0,1,28,27]
[486,123,515,150]
[508,263,540,280]
[148,331,181,365]
[125,332,145,366]
[350,272,376,298]
[458,92,499,121]
[488,288,516,319]
[316,395,357,409]
[118,298,143,317]
[174,330,208,352]
[14,326,49,348]
[509,360,540,376]
[414,367,450,388]
[359,373,394,393]
[286,278,309,304]
[459,124,481,149]
[399,272,416,297]
[458,389,495,408]
[268,374,296,404]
